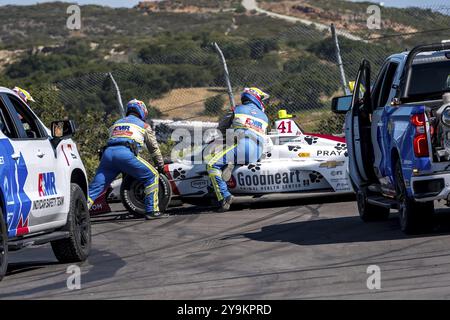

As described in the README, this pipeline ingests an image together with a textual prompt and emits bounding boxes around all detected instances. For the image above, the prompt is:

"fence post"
[108,72,125,117]
[213,42,236,110]
[331,24,350,95]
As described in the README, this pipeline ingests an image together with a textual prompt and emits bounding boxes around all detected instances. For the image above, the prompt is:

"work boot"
[144,211,169,220]
[217,195,233,213]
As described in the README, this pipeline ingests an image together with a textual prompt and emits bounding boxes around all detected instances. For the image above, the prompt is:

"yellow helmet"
[241,87,270,111]
[13,86,35,103]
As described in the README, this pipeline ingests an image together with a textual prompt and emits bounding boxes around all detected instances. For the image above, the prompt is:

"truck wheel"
[121,174,172,217]
[357,188,390,222]
[395,160,434,234]
[51,184,91,263]
[0,211,8,281]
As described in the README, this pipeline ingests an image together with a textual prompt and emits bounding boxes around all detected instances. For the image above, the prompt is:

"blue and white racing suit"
[207,102,268,201]
[88,115,164,213]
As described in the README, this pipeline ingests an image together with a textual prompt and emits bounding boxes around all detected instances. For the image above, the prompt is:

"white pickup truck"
[0,87,90,281]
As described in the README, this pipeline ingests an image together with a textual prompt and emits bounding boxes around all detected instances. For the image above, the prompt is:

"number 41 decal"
[277,120,292,133]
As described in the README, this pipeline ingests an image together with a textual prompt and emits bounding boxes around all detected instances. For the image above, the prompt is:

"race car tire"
[356,188,390,222]
[121,174,172,216]
[0,210,8,281]
[51,183,91,263]
[395,160,434,234]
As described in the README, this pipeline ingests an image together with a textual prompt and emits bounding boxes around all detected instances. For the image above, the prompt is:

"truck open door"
[347,59,376,188]
[332,60,376,189]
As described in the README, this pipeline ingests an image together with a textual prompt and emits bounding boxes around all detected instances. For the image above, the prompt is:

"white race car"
[102,112,353,215]
[162,113,352,206]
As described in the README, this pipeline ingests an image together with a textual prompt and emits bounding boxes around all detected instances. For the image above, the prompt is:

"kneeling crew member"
[208,87,270,212]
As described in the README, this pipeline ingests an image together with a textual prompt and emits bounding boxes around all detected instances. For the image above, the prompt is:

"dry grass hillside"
[150,87,235,121]
[259,0,418,36]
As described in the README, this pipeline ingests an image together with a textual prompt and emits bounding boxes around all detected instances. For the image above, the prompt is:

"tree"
[204,95,225,118]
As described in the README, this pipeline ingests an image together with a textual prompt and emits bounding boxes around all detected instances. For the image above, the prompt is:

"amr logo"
[38,172,57,197]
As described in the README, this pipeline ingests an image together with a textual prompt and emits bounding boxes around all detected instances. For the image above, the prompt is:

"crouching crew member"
[88,99,167,220]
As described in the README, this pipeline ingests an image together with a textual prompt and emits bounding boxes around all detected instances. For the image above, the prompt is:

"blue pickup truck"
[332,42,450,234]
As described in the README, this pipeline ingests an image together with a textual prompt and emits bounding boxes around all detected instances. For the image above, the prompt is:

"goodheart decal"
[235,168,329,192]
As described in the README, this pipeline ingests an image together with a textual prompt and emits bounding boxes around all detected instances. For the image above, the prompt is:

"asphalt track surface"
[3,194,450,299]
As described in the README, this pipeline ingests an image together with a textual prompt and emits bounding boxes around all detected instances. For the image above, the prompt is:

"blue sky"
[0,0,448,10]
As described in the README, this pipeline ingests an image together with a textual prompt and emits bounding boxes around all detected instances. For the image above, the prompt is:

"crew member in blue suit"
[208,87,269,212]
[88,99,166,219]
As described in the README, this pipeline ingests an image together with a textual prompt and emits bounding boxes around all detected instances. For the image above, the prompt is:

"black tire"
[121,174,172,216]
[395,159,434,234]
[0,211,8,281]
[51,183,91,263]
[356,188,390,222]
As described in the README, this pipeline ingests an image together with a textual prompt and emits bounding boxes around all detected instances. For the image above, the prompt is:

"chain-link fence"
[50,3,450,138]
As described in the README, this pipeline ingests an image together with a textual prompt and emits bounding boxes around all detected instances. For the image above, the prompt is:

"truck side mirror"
[331,95,352,114]
[51,120,76,138]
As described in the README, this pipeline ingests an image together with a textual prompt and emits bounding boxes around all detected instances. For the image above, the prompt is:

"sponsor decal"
[112,125,133,137]
[319,161,345,169]
[191,180,207,189]
[91,203,103,211]
[245,118,264,133]
[317,150,346,157]
[33,196,64,210]
[237,170,313,189]
[247,163,261,172]
[288,145,301,152]
[309,171,323,183]
[330,170,344,176]
[89,191,112,215]
[298,152,310,158]
[334,143,347,151]
[173,167,186,179]
[331,178,348,183]
[38,172,57,197]
[263,152,272,159]
[304,136,318,145]
[335,183,350,191]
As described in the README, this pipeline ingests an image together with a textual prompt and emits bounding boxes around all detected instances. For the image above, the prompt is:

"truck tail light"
[411,113,429,157]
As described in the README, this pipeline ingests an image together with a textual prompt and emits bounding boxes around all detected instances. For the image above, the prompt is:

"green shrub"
[204,95,226,117]
[234,4,246,13]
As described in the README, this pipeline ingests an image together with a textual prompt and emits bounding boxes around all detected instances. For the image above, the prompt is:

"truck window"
[409,59,450,99]
[371,63,389,109]
[0,97,18,139]
[378,62,399,107]
[7,94,46,139]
